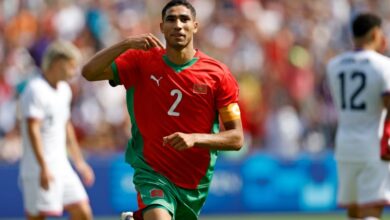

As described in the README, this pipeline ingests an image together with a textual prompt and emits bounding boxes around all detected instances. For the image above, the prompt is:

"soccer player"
[19,40,95,220]
[326,13,390,220]
[82,0,244,219]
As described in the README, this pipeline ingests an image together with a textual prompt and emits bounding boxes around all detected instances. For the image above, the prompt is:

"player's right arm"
[383,95,390,120]
[381,95,390,160]
[380,58,390,160]
[82,34,164,81]
[26,118,53,190]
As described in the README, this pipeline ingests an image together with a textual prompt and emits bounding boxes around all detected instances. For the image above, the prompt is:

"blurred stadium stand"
[1,0,390,217]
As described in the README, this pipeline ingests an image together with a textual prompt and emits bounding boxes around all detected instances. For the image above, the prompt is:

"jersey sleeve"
[216,67,239,109]
[20,85,44,119]
[111,49,143,89]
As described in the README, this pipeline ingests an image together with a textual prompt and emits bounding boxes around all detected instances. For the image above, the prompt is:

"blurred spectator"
[1,0,389,163]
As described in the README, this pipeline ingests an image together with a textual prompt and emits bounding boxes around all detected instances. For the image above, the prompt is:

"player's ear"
[160,22,164,34]
[193,21,199,34]
[371,27,381,42]
[379,34,388,53]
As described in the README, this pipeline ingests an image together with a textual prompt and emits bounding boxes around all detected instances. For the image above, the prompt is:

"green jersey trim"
[111,62,150,170]
[111,62,121,85]
[197,112,219,188]
[124,88,154,171]
[162,55,199,73]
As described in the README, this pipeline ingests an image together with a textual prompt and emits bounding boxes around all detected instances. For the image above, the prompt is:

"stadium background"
[1,0,390,219]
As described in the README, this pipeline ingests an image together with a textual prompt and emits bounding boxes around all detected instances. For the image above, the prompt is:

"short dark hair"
[352,13,382,38]
[162,0,196,20]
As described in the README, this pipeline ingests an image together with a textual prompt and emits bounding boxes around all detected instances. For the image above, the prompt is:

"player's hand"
[381,120,390,161]
[163,132,196,151]
[76,162,95,187]
[127,33,165,51]
[40,167,54,190]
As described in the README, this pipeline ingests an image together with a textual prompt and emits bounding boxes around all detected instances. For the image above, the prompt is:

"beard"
[167,37,191,51]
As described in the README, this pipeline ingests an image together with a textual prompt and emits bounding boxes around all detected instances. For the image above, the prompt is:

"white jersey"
[327,50,390,162]
[19,75,72,177]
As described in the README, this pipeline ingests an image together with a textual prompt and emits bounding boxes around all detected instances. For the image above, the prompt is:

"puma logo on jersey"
[150,75,163,86]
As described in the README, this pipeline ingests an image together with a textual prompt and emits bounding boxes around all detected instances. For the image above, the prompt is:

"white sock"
[364,217,380,220]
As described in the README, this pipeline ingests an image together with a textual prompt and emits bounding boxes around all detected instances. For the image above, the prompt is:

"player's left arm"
[163,103,244,151]
[381,93,390,160]
[380,59,390,160]
[383,95,390,119]
[66,120,95,186]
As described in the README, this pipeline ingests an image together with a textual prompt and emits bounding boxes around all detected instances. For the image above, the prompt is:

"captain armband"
[219,103,241,123]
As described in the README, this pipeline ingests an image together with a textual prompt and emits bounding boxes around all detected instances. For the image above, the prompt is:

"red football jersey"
[112,48,239,189]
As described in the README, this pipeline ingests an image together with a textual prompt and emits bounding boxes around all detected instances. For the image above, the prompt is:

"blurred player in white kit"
[19,40,94,220]
[327,13,390,220]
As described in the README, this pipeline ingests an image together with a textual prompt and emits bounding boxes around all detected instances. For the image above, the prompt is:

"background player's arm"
[383,95,390,120]
[66,121,95,186]
[26,118,53,190]
[82,34,164,81]
[163,103,244,151]
[380,94,390,160]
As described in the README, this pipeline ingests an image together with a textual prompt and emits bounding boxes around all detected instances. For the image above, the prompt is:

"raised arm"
[82,34,164,81]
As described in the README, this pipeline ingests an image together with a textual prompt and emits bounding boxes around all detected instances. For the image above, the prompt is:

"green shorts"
[133,168,210,220]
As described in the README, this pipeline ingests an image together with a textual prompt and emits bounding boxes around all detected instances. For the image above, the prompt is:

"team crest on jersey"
[193,83,207,94]
[150,189,164,198]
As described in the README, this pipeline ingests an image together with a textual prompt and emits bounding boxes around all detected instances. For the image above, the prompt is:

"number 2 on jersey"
[338,71,366,110]
[168,89,182,116]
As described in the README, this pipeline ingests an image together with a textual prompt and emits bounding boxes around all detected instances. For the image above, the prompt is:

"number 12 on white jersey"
[337,71,366,111]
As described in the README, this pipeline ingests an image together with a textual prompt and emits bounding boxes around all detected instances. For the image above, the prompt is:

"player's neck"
[165,46,196,65]
[42,72,58,89]
[354,42,377,52]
